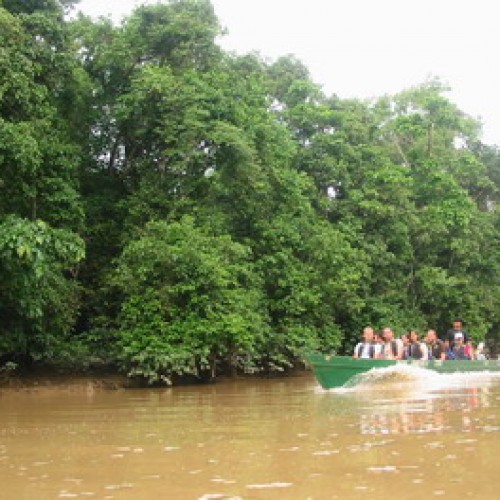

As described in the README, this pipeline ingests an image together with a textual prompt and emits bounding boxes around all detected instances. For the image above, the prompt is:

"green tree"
[0,216,84,362]
[115,217,267,384]
[0,3,86,365]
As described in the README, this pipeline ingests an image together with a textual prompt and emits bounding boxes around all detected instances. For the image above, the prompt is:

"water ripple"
[246,482,293,489]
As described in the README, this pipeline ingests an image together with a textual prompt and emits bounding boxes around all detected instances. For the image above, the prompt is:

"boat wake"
[334,364,500,395]
[314,364,500,435]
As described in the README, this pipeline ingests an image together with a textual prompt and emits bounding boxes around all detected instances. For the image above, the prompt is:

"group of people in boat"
[353,320,486,361]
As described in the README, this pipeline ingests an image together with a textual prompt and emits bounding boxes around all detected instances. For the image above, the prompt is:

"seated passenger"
[408,330,429,360]
[400,333,410,360]
[426,329,446,361]
[353,327,376,359]
[465,341,474,359]
[373,331,384,358]
[475,342,487,360]
[447,334,471,360]
[381,327,403,359]
[445,319,469,351]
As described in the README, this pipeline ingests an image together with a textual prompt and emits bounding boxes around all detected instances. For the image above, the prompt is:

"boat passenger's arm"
[420,343,429,360]
[353,343,360,358]
[395,342,404,360]
[393,338,405,360]
[467,342,475,359]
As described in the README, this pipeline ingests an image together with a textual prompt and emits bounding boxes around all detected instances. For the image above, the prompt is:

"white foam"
[336,364,500,395]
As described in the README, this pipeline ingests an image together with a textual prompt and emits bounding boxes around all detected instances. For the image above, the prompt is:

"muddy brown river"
[1,366,500,499]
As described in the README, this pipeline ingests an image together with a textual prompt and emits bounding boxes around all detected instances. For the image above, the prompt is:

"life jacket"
[356,342,375,359]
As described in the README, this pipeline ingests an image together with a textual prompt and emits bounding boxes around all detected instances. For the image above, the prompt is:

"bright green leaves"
[0,9,48,120]
[115,217,267,383]
[378,78,481,165]
[130,0,221,70]
[117,66,212,173]
[0,4,84,227]
[0,216,84,358]
[0,215,84,276]
[0,120,41,201]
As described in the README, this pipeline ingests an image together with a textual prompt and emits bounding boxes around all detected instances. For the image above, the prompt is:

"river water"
[1,367,500,499]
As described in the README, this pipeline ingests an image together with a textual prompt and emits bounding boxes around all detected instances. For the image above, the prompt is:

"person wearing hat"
[445,319,469,347]
[448,333,471,360]
[444,319,475,360]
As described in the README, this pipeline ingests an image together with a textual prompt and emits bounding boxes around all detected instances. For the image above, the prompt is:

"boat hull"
[304,353,500,389]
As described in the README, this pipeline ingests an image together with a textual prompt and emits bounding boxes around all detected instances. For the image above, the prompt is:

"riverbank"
[0,366,309,393]
[0,368,131,392]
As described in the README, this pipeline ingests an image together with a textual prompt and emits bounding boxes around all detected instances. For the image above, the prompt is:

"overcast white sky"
[75,0,499,146]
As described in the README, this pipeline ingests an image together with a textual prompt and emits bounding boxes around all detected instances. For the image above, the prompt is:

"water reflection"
[358,386,491,435]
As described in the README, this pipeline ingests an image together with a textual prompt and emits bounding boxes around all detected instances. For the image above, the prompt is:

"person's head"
[455,332,464,344]
[374,332,383,343]
[401,333,409,345]
[427,329,438,343]
[382,327,394,342]
[362,326,374,342]
[453,319,463,330]
[409,330,419,342]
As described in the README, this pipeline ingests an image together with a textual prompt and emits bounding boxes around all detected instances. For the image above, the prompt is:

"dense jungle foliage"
[1,0,500,383]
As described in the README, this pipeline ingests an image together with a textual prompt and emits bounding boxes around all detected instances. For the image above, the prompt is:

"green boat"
[304,353,500,389]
